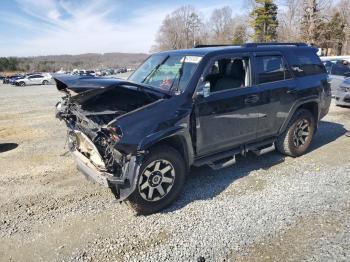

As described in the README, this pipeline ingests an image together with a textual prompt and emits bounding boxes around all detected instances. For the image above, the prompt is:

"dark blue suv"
[55,43,331,214]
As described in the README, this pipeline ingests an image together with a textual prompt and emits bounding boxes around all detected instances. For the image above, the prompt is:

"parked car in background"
[55,42,331,214]
[9,75,26,85]
[3,74,24,84]
[335,78,350,107]
[15,74,51,86]
[116,67,127,74]
[85,70,96,76]
[72,69,96,76]
[321,58,350,96]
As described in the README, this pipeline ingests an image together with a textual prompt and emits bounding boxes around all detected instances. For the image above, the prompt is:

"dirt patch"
[0,126,48,142]
[226,211,348,261]
[225,176,267,197]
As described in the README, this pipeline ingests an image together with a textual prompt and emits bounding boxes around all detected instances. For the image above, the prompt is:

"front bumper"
[68,130,141,201]
[335,90,350,106]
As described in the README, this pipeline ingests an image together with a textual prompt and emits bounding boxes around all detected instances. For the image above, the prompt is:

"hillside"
[0,52,149,72]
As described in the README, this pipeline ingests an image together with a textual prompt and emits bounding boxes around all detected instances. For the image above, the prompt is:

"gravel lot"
[0,83,349,262]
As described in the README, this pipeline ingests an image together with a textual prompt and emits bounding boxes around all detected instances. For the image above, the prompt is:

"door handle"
[244,95,259,105]
[286,88,298,94]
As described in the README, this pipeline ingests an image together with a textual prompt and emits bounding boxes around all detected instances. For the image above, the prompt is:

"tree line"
[0,53,148,73]
[152,0,350,56]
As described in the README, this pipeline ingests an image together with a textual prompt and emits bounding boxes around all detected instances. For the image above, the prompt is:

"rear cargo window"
[291,51,326,77]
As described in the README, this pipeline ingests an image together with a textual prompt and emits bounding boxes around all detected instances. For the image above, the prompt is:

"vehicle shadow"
[0,143,19,153]
[308,120,346,153]
[162,120,346,214]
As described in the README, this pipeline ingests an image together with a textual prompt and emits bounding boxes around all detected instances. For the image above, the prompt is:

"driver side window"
[203,56,250,93]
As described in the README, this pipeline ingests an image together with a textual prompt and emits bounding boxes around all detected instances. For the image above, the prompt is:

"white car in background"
[15,73,52,86]
[320,56,350,96]
[335,78,350,107]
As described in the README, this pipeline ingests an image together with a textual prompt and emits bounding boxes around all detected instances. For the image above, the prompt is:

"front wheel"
[19,82,25,86]
[126,145,186,215]
[276,109,315,157]
[42,80,49,85]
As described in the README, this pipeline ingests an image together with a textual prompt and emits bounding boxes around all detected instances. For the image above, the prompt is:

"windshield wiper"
[141,55,169,84]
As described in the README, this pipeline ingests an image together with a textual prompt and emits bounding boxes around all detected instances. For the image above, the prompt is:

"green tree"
[232,24,247,45]
[300,0,323,45]
[250,0,278,42]
[0,57,19,72]
[328,12,346,55]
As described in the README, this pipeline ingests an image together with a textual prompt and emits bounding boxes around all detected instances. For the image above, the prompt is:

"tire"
[42,80,49,85]
[19,82,25,86]
[126,145,186,215]
[276,109,315,157]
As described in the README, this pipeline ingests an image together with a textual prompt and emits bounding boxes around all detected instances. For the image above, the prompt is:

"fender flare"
[279,97,320,134]
[138,126,194,169]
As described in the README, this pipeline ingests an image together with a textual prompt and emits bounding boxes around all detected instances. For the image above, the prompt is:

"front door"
[194,54,260,157]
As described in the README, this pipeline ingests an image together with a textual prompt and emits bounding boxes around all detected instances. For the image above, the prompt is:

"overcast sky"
[0,0,250,57]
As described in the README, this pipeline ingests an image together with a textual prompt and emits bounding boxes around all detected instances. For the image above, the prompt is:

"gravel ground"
[0,83,349,262]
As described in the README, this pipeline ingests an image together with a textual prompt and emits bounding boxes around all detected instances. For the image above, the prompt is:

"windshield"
[128,54,202,93]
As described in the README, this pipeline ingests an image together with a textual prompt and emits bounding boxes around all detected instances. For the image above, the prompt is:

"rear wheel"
[126,145,186,215]
[276,109,315,157]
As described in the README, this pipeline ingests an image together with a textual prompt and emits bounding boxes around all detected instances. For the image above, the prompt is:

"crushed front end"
[53,76,168,201]
[57,98,142,200]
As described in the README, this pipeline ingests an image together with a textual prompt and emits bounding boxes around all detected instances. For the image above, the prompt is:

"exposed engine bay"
[57,85,160,176]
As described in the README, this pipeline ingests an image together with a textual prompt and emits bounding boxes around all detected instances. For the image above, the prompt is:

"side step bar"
[251,143,275,156]
[194,138,276,170]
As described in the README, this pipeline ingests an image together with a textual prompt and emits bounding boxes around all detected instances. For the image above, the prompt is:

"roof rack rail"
[194,44,237,48]
[194,42,308,49]
[243,42,307,47]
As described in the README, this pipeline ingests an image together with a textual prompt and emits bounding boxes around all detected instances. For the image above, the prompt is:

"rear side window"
[256,55,291,84]
[291,51,326,77]
[29,75,42,78]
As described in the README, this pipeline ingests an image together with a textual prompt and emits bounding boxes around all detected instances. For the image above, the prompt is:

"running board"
[193,138,277,170]
[251,143,275,156]
[208,156,236,170]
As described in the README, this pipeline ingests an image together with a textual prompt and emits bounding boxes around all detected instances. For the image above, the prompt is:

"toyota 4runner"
[55,43,331,215]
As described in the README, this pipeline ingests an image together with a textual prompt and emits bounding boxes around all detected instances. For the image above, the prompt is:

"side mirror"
[196,82,210,98]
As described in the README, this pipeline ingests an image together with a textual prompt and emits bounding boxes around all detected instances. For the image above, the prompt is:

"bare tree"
[334,0,350,54]
[152,6,203,51]
[209,6,235,44]
[277,0,303,41]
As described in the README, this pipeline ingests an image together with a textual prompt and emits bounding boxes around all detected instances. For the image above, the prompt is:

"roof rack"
[194,44,236,48]
[194,42,308,49]
[243,42,307,47]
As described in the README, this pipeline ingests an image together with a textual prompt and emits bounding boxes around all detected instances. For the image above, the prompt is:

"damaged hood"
[52,74,171,97]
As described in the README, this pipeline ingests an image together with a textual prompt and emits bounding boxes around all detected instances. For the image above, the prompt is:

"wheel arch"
[279,99,320,134]
[145,134,193,172]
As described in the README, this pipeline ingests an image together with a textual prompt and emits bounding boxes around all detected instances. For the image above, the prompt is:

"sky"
[0,0,248,57]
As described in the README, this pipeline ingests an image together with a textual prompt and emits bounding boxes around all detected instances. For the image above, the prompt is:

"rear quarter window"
[290,50,326,77]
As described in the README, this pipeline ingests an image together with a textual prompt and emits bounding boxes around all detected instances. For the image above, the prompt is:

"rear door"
[250,52,297,138]
[28,75,43,85]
